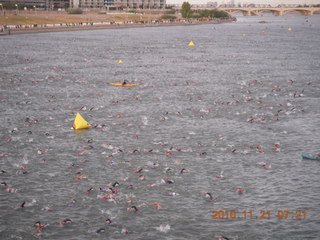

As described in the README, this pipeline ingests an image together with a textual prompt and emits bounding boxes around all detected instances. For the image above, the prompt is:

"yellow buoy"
[73,113,91,130]
[118,60,123,64]
[188,41,195,47]
[288,27,292,31]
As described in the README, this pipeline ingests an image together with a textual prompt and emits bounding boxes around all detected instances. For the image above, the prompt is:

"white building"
[70,0,165,9]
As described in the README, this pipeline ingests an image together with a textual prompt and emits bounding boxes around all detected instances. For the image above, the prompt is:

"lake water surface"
[0,13,320,240]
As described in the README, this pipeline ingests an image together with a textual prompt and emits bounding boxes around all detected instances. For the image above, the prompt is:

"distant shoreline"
[1,18,235,35]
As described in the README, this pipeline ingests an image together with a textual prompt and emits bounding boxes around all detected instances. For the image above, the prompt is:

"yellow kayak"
[110,83,136,87]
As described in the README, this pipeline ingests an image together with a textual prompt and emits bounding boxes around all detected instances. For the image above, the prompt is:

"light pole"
[0,4,4,15]
[15,4,19,15]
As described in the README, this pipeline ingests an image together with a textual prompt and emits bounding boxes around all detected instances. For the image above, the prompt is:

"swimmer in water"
[262,163,271,169]
[127,184,134,189]
[95,228,105,234]
[106,219,112,224]
[165,168,174,174]
[17,170,28,175]
[34,221,45,229]
[127,206,139,213]
[112,181,120,187]
[42,206,53,211]
[215,235,230,240]
[236,188,245,194]
[150,162,159,168]
[68,162,78,168]
[121,228,129,234]
[204,192,214,201]
[18,201,26,209]
[105,218,116,226]
[110,188,119,194]
[148,202,163,210]
[60,219,72,225]
[168,191,179,196]
[69,199,77,206]
[215,171,224,179]
[135,168,144,173]
[165,178,174,184]
[179,168,189,174]
[86,187,94,194]
[138,175,145,180]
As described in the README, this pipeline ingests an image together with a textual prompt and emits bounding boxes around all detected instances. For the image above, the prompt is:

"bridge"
[192,7,320,16]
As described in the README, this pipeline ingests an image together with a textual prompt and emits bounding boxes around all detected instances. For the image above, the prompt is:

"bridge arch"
[282,8,314,16]
[225,9,252,16]
[253,9,283,16]
[216,7,320,16]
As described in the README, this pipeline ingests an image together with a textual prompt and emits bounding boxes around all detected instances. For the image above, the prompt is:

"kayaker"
[122,80,127,85]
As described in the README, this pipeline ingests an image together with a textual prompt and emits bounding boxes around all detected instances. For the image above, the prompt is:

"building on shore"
[206,1,217,8]
[0,0,165,9]
[0,0,69,9]
[116,0,165,9]
[71,0,166,9]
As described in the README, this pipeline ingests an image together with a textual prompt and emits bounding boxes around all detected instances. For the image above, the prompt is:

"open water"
[0,13,320,240]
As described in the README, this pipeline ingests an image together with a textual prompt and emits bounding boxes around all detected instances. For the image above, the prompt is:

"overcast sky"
[166,0,320,5]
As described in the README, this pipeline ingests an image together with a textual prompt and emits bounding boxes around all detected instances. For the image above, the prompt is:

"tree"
[181,2,191,18]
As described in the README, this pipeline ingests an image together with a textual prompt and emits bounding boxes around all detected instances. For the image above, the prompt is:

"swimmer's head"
[96,228,105,234]
[165,168,173,173]
[205,192,214,200]
[121,228,129,234]
[180,168,189,174]
[128,206,139,213]
[20,201,26,208]
[1,182,7,187]
[106,219,112,224]
[112,181,120,187]
[34,221,44,228]
[139,175,145,180]
[205,192,213,197]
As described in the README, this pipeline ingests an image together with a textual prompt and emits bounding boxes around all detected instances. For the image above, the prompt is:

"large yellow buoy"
[188,41,195,47]
[118,60,123,64]
[73,113,91,130]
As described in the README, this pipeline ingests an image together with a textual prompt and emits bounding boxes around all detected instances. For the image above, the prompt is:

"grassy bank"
[0,11,162,26]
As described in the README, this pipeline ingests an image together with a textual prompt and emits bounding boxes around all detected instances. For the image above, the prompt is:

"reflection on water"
[0,14,320,240]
